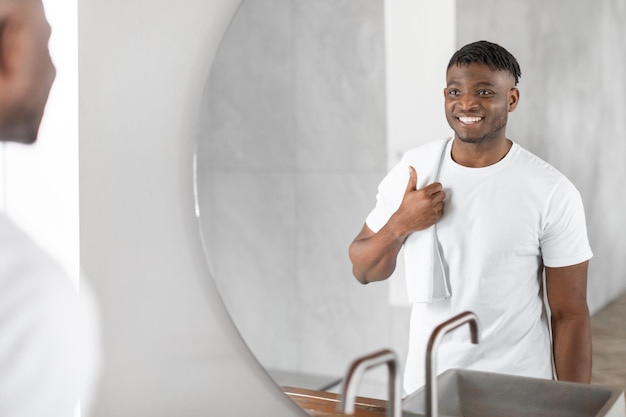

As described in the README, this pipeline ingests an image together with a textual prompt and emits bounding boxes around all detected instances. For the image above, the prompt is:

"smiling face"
[444,62,519,146]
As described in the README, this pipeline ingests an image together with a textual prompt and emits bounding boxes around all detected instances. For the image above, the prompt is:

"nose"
[457,92,478,111]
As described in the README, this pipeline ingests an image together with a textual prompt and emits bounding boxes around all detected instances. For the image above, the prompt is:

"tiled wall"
[457,0,626,313]
[195,0,410,382]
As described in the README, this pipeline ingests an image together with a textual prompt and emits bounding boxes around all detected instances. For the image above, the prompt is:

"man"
[0,0,100,415]
[349,40,592,395]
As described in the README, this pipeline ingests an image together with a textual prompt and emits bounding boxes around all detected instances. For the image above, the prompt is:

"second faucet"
[425,311,481,417]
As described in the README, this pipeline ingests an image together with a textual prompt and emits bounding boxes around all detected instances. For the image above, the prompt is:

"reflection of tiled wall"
[457,0,626,313]
[196,0,410,382]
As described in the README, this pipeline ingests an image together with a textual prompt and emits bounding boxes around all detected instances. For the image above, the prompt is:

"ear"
[508,87,520,112]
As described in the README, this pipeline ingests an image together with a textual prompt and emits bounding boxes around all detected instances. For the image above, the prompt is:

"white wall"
[385,0,455,168]
[78,1,306,415]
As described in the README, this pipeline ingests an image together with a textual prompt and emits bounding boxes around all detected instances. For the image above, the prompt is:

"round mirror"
[196,0,626,411]
[195,0,409,399]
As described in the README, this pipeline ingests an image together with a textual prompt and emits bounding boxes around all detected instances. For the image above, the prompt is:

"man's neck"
[451,137,513,168]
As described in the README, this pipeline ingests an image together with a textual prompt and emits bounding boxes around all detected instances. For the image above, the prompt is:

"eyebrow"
[446,80,498,88]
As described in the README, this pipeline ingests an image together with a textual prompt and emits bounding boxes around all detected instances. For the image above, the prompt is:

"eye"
[447,89,460,96]
[478,90,494,96]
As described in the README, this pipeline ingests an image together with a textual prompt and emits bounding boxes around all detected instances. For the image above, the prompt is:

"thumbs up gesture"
[391,166,446,235]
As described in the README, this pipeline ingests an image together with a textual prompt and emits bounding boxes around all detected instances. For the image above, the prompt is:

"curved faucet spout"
[425,311,481,417]
[337,349,401,417]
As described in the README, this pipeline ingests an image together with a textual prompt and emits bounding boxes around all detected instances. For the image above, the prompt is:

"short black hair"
[447,40,521,85]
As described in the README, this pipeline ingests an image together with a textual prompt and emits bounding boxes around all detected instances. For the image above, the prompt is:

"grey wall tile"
[200,171,299,370]
[294,0,386,172]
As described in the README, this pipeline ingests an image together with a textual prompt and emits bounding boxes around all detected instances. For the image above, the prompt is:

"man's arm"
[545,261,592,383]
[349,166,445,284]
[349,222,406,284]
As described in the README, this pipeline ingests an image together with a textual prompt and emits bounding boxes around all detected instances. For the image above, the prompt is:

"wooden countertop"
[283,386,388,417]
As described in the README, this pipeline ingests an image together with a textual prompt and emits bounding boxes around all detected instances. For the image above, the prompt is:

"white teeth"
[459,116,482,124]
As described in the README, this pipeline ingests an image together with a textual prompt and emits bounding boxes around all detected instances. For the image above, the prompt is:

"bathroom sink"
[402,369,625,417]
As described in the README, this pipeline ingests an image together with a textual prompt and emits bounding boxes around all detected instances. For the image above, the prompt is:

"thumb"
[405,166,418,193]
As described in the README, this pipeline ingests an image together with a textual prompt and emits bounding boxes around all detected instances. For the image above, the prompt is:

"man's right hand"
[390,166,446,237]
[348,166,446,284]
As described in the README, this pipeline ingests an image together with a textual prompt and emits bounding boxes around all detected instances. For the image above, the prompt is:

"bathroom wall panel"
[201,171,300,371]
[295,172,394,377]
[202,0,296,171]
[294,0,386,172]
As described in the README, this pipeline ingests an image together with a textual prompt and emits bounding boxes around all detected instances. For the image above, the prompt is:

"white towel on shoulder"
[366,137,453,303]
[404,224,450,302]
[403,138,451,303]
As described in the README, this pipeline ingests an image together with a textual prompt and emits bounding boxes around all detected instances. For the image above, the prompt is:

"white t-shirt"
[366,138,593,394]
[0,214,101,417]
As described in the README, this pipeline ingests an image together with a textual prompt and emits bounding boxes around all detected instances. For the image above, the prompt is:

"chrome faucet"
[426,311,481,417]
[337,349,401,417]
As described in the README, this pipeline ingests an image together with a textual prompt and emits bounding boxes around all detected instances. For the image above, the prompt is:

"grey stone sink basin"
[402,369,625,417]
